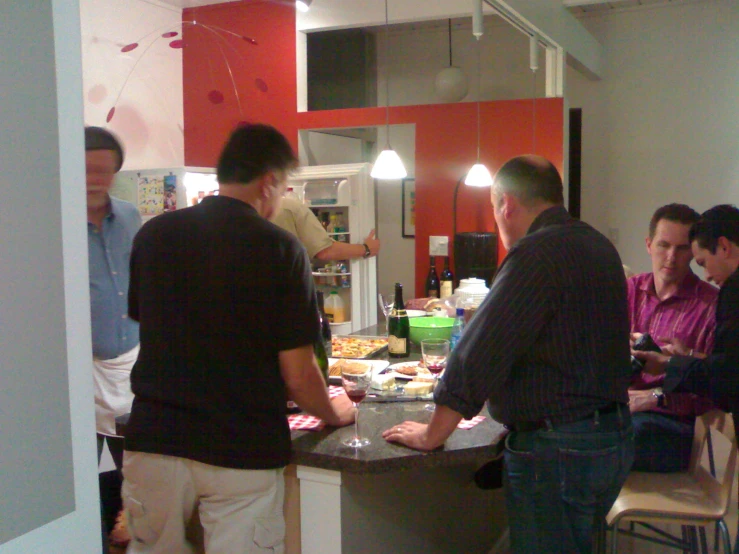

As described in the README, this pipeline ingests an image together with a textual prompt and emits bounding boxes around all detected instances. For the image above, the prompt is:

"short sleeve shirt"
[125,196,319,470]
[273,197,333,258]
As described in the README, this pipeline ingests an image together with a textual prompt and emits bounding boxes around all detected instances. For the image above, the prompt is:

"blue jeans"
[630,412,693,472]
[504,406,635,554]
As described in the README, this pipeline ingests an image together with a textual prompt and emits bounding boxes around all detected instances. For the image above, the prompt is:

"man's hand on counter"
[382,404,463,451]
[326,394,356,427]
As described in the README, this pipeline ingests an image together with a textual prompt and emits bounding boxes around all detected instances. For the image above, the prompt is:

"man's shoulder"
[110,196,138,215]
[628,273,653,289]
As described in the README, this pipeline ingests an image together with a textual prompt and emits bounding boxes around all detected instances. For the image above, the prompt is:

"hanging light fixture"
[464,3,492,188]
[530,34,538,153]
[296,0,312,13]
[371,0,407,180]
[434,19,468,103]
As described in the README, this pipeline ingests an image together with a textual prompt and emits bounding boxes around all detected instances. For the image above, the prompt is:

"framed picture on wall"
[402,178,416,238]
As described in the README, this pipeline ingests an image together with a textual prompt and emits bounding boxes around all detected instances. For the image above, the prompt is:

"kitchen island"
[285,324,508,554]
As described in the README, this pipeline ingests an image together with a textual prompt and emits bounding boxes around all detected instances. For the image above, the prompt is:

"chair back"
[689,409,737,517]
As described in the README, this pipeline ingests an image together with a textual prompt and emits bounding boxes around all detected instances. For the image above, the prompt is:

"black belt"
[505,402,624,433]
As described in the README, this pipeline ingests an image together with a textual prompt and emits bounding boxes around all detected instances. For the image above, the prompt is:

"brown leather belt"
[505,402,624,433]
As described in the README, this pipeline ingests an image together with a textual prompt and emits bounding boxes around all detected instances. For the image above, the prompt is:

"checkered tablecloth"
[287,386,347,431]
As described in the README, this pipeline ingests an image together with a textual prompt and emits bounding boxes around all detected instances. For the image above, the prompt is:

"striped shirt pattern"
[436,206,631,426]
[628,271,718,416]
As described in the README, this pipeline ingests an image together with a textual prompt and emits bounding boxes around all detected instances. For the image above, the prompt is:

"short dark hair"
[492,155,564,206]
[648,203,700,239]
[84,126,124,172]
[216,123,298,184]
[689,204,739,254]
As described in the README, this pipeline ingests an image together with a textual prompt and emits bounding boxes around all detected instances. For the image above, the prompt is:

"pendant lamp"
[464,3,492,188]
[435,19,468,103]
[371,0,407,180]
[296,0,312,12]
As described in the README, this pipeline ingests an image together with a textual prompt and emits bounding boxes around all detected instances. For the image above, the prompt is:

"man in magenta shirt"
[628,203,718,472]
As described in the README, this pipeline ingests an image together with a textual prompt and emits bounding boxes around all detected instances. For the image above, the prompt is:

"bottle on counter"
[314,291,331,386]
[324,290,346,323]
[317,291,332,358]
[450,307,466,350]
[440,257,454,298]
[425,256,440,298]
[388,282,410,358]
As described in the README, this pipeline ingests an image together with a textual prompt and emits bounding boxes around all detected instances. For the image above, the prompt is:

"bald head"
[492,155,564,208]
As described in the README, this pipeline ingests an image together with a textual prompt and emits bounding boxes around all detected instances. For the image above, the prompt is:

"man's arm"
[382,404,463,451]
[279,344,354,427]
[315,230,380,261]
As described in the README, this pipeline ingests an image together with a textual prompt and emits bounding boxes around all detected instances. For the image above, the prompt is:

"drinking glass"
[378,293,395,335]
[341,366,372,448]
[421,339,449,411]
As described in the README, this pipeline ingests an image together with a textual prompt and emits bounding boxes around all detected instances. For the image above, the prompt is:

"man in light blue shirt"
[85,126,141,550]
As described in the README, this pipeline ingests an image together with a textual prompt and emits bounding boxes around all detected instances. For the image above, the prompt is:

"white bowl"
[406,309,427,318]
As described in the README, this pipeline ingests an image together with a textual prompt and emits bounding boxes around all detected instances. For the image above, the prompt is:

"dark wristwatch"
[362,243,371,258]
[652,387,666,408]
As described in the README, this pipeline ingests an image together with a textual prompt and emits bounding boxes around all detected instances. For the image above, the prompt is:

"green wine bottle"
[314,291,330,385]
[388,282,410,358]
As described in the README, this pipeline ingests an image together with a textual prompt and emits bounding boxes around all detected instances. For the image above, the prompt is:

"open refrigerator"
[289,163,378,335]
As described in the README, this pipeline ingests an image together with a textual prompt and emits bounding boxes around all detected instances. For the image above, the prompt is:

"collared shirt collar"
[639,270,703,300]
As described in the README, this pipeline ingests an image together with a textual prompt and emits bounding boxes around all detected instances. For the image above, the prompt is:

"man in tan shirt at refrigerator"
[273,197,380,261]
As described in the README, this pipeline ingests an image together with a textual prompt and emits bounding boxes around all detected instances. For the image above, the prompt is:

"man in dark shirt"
[122,124,353,553]
[384,155,634,553]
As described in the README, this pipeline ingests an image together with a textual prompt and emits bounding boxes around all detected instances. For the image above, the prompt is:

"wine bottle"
[314,291,330,385]
[388,282,410,358]
[317,290,332,357]
[425,256,440,298]
[440,257,454,298]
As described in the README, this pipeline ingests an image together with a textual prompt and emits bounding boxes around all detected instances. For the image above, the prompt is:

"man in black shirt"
[384,155,634,553]
[123,124,353,553]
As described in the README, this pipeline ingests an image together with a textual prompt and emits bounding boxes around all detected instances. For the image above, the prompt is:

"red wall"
[183,2,564,295]
[183,0,299,165]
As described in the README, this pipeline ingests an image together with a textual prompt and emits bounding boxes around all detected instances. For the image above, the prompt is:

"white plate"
[327,358,390,384]
[385,361,433,380]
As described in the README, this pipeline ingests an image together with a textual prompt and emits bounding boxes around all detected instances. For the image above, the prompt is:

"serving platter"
[326,358,389,385]
[331,335,388,359]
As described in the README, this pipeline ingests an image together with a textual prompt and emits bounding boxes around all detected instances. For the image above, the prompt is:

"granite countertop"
[290,402,506,474]
[289,323,507,474]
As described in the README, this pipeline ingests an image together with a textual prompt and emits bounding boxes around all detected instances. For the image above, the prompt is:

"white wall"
[567,0,739,273]
[0,0,100,552]
[80,0,184,169]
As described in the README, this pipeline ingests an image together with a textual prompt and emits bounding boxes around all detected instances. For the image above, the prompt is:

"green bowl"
[409,316,454,345]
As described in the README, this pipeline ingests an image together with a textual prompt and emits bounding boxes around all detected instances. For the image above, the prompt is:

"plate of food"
[327,358,389,385]
[385,361,435,381]
[331,335,388,359]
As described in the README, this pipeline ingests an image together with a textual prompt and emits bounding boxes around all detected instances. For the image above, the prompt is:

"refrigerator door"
[290,163,378,334]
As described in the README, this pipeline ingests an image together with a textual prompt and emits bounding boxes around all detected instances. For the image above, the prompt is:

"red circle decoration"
[207,90,225,105]
[255,78,268,93]
[121,43,139,53]
[161,31,178,38]
[169,40,184,49]
[106,107,116,123]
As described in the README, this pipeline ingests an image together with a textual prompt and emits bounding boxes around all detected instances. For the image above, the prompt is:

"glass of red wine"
[421,339,449,411]
[341,366,372,448]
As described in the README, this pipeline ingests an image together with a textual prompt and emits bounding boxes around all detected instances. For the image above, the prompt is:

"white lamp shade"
[434,66,468,103]
[371,149,408,180]
[465,163,493,187]
[296,0,311,12]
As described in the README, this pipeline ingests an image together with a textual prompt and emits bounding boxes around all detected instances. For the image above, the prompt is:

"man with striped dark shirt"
[384,155,634,553]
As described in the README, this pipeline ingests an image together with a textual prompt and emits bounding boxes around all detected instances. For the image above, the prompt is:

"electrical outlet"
[429,236,449,257]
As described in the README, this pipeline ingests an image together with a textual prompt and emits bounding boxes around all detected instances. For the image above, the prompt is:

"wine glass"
[421,339,449,411]
[341,366,372,448]
[378,293,395,336]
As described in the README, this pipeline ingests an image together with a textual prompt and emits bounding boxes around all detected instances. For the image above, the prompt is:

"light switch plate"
[429,235,449,257]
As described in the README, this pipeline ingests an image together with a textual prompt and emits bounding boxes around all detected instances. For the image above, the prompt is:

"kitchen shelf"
[313,272,351,277]
[328,232,350,236]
